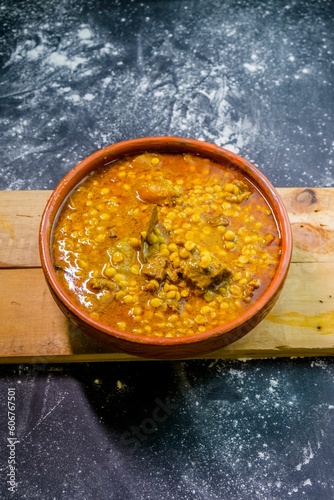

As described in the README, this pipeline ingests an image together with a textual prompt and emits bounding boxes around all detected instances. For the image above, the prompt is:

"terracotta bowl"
[39,136,292,359]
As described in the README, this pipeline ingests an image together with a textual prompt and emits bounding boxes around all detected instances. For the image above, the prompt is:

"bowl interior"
[40,136,292,348]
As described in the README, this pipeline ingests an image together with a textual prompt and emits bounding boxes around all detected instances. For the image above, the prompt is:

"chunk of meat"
[204,214,229,227]
[135,178,182,205]
[141,254,167,282]
[87,278,117,293]
[182,255,231,291]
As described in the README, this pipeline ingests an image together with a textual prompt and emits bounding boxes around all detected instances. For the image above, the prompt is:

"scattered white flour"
[47,52,87,70]
[26,45,45,61]
[243,62,265,73]
[295,442,315,471]
[270,379,279,387]
[0,0,333,194]
[78,27,93,40]
[65,93,80,103]
[83,93,95,101]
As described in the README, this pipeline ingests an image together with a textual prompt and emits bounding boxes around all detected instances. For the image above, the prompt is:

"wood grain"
[0,191,50,268]
[1,188,333,362]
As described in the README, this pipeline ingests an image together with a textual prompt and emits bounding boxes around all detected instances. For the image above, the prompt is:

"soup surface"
[53,153,281,338]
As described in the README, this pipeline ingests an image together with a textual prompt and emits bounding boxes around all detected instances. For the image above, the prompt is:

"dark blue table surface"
[0,0,334,498]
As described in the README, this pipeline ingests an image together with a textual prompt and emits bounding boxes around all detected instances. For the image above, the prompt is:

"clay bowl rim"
[39,135,293,348]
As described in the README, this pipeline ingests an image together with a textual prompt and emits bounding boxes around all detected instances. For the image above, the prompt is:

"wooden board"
[1,188,334,363]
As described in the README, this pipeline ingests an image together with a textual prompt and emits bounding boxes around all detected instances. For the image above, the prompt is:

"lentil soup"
[52,153,281,338]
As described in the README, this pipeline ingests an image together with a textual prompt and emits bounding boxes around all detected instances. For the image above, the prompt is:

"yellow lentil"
[224,230,235,241]
[150,298,162,308]
[104,266,116,277]
[123,295,134,304]
[195,314,207,325]
[95,233,106,243]
[225,241,235,250]
[184,240,196,251]
[179,248,190,259]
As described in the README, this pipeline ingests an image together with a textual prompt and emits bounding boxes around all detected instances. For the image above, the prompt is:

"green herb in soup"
[52,153,280,338]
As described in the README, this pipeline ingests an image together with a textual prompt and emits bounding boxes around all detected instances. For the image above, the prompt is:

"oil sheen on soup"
[52,153,281,338]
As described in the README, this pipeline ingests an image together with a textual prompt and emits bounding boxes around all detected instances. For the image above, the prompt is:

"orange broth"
[52,152,281,338]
